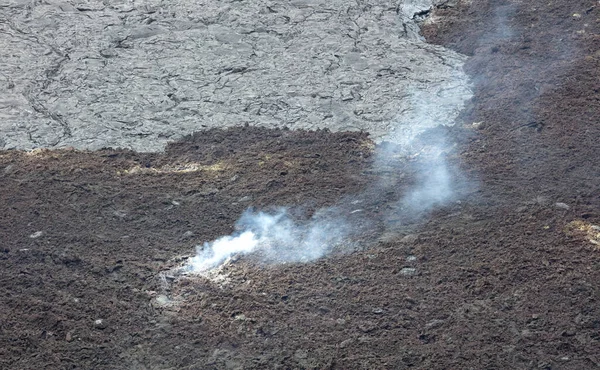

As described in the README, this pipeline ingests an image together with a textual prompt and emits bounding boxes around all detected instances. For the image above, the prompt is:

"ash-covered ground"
[1,0,600,369]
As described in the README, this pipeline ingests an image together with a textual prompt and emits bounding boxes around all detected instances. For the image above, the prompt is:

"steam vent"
[1,0,599,369]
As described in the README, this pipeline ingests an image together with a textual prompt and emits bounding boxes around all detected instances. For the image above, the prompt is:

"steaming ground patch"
[182,132,471,274]
[185,208,351,273]
[179,85,476,274]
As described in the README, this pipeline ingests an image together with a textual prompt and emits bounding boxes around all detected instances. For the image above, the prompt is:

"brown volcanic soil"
[1,1,600,369]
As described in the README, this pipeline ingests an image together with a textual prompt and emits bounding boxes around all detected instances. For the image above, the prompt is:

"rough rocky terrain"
[1,0,600,369]
[1,0,470,151]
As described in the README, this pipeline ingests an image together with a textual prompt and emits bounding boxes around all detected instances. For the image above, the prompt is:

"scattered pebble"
[406,255,417,262]
[113,210,127,218]
[164,274,175,281]
[555,202,570,210]
[29,231,43,239]
[93,319,107,329]
[400,267,417,276]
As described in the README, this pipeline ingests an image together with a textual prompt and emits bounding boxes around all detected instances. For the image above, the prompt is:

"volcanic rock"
[0,0,470,151]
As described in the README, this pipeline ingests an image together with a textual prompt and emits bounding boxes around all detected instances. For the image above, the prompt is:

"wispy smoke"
[187,231,259,272]
[185,4,473,273]
[401,153,455,213]
[183,0,582,273]
[490,4,515,43]
[186,86,468,273]
[187,208,349,273]
[378,84,470,221]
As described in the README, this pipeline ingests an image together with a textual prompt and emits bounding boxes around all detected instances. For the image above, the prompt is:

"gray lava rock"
[0,0,471,152]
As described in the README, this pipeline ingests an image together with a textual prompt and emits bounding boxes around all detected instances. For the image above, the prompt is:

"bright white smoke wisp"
[186,208,348,273]
[187,231,259,272]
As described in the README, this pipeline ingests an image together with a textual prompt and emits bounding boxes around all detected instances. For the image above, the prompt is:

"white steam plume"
[186,88,470,273]
[402,153,455,213]
[186,84,471,273]
[186,208,349,273]
[187,231,259,272]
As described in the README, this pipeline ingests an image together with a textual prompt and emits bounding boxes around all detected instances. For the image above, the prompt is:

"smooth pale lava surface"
[0,0,471,151]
